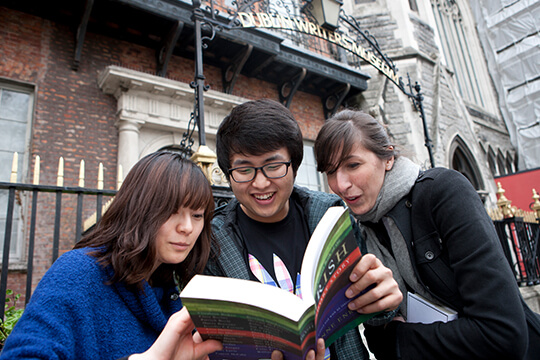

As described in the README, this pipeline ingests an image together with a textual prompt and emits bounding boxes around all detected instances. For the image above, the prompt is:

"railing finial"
[191,145,217,185]
[10,152,18,183]
[117,164,123,190]
[33,155,40,185]
[496,182,515,218]
[79,160,85,188]
[57,157,64,187]
[98,163,104,190]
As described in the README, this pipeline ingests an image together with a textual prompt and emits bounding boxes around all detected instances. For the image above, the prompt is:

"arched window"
[497,151,507,176]
[487,146,497,177]
[431,0,485,108]
[449,136,484,192]
[505,152,515,174]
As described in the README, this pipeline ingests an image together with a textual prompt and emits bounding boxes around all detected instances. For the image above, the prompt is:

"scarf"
[355,157,438,318]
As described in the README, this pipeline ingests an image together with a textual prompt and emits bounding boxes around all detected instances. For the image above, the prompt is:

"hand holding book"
[345,253,403,314]
[181,207,402,360]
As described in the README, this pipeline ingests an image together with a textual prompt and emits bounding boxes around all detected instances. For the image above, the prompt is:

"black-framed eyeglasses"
[228,161,292,183]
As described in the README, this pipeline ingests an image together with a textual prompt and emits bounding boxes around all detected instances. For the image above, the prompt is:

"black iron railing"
[4,176,538,318]
[494,218,540,286]
[0,181,234,319]
[0,181,117,319]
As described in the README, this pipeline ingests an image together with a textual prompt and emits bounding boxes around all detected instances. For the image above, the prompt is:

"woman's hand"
[346,254,402,313]
[130,307,222,360]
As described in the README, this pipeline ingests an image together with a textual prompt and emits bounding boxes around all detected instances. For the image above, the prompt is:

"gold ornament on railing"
[191,145,218,185]
[532,189,540,220]
[496,182,516,218]
[117,164,123,190]
[79,160,85,187]
[211,166,228,186]
[97,163,104,190]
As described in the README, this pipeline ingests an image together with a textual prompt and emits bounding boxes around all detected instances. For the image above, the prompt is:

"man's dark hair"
[216,99,304,180]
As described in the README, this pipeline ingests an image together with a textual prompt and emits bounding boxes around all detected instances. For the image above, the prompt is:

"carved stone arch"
[140,134,177,158]
[449,136,484,191]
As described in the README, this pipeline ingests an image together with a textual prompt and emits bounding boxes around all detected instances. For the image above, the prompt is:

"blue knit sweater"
[0,248,183,359]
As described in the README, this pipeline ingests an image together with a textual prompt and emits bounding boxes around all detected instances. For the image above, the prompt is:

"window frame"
[430,0,492,110]
[0,80,35,263]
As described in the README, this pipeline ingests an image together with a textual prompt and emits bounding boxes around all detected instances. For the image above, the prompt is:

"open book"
[181,206,378,360]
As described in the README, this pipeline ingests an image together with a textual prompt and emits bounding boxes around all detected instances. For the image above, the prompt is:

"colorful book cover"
[181,206,377,360]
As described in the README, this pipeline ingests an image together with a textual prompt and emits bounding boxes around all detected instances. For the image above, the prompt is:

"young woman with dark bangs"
[1,151,222,360]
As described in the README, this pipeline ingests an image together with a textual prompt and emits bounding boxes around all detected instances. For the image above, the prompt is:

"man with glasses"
[205,99,401,360]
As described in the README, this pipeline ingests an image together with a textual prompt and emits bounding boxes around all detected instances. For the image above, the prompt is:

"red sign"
[495,168,540,211]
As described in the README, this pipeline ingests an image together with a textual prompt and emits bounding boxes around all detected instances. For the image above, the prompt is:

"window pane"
[0,90,30,122]
[0,120,27,152]
[296,145,322,191]
[0,211,22,257]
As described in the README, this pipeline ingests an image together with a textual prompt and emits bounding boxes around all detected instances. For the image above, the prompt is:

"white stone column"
[116,119,141,176]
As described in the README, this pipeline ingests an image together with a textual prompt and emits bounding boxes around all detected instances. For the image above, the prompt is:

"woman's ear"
[385,155,395,171]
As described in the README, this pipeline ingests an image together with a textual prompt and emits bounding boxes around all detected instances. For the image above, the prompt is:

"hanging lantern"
[308,0,343,31]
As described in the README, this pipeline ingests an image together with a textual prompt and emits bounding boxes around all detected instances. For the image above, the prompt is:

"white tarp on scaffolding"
[471,0,540,170]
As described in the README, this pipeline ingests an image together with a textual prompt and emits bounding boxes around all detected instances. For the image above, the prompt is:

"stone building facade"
[342,0,516,207]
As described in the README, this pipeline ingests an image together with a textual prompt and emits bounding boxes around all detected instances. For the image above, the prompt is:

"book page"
[182,275,310,320]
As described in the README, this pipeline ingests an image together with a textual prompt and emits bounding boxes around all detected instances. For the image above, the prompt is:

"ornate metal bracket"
[279,68,307,108]
[223,44,253,94]
[338,10,434,167]
[73,0,94,71]
[157,20,185,77]
[180,112,196,156]
[337,11,402,89]
[324,83,350,119]
[180,0,434,167]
